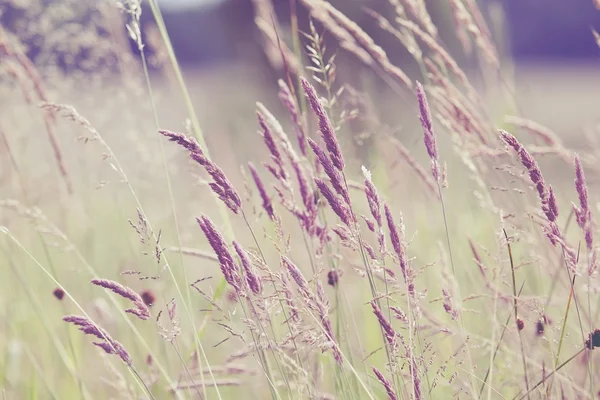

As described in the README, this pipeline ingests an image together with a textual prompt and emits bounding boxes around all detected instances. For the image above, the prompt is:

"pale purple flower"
[363,167,385,255]
[278,79,307,156]
[371,301,396,346]
[372,367,398,400]
[160,129,241,214]
[301,77,344,170]
[233,241,263,295]
[197,215,241,292]
[248,162,274,220]
[257,111,287,181]
[416,81,439,182]
[308,138,350,205]
[63,315,132,365]
[574,154,596,273]
[159,130,202,153]
[190,152,242,214]
[384,204,412,293]
[315,178,353,226]
[281,256,310,300]
[91,279,150,320]
[500,130,556,222]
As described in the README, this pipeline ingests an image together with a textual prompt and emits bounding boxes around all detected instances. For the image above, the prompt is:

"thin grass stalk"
[239,210,305,394]
[515,347,587,400]
[135,25,216,398]
[15,334,60,400]
[50,103,220,400]
[478,283,526,398]
[547,247,590,396]
[2,243,91,399]
[36,234,89,400]
[434,180,479,398]
[0,212,177,392]
[300,302,376,400]
[503,230,530,398]
[171,342,203,399]
[146,0,236,242]
[2,230,156,400]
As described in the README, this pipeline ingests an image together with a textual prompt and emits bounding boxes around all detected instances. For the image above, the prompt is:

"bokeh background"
[0,1,600,397]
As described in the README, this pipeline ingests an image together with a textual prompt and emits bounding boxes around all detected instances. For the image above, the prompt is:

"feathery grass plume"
[441,287,459,320]
[315,280,342,364]
[301,77,344,171]
[250,0,300,74]
[290,157,315,213]
[362,166,386,255]
[448,0,472,54]
[390,306,408,323]
[301,0,374,65]
[422,64,489,145]
[63,315,132,366]
[371,301,396,346]
[499,130,557,223]
[197,215,241,292]
[500,130,558,228]
[280,268,301,323]
[288,157,319,234]
[315,178,353,226]
[248,162,275,220]
[159,129,203,153]
[365,8,423,63]
[308,138,349,205]
[573,154,597,274]
[190,152,242,214]
[500,130,578,270]
[256,102,301,164]
[372,366,398,400]
[0,32,73,195]
[160,130,242,214]
[278,79,307,156]
[384,204,412,293]
[257,110,287,181]
[398,19,470,91]
[233,241,263,295]
[91,279,151,320]
[157,299,181,343]
[282,256,311,299]
[316,1,412,88]
[504,116,563,148]
[415,81,440,183]
[448,0,499,69]
[282,256,342,363]
[393,0,437,38]
[305,20,340,107]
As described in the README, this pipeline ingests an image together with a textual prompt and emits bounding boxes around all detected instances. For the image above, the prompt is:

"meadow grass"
[0,0,599,399]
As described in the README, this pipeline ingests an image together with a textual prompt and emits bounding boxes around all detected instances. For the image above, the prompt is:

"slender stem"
[503,230,530,398]
[514,347,586,400]
[478,283,525,397]
[436,181,478,398]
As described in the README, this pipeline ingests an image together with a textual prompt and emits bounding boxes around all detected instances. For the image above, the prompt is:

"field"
[1,1,600,399]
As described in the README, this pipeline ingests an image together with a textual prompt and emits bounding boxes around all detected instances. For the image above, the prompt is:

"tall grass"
[0,0,599,399]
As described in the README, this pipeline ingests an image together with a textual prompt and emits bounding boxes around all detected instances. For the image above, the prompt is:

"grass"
[0,0,599,399]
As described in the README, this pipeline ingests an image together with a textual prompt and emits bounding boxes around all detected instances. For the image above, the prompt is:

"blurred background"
[2,0,598,140]
[0,2,599,397]
[1,0,599,195]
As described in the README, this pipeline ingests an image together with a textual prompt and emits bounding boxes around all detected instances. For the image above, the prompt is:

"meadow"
[1,0,600,399]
